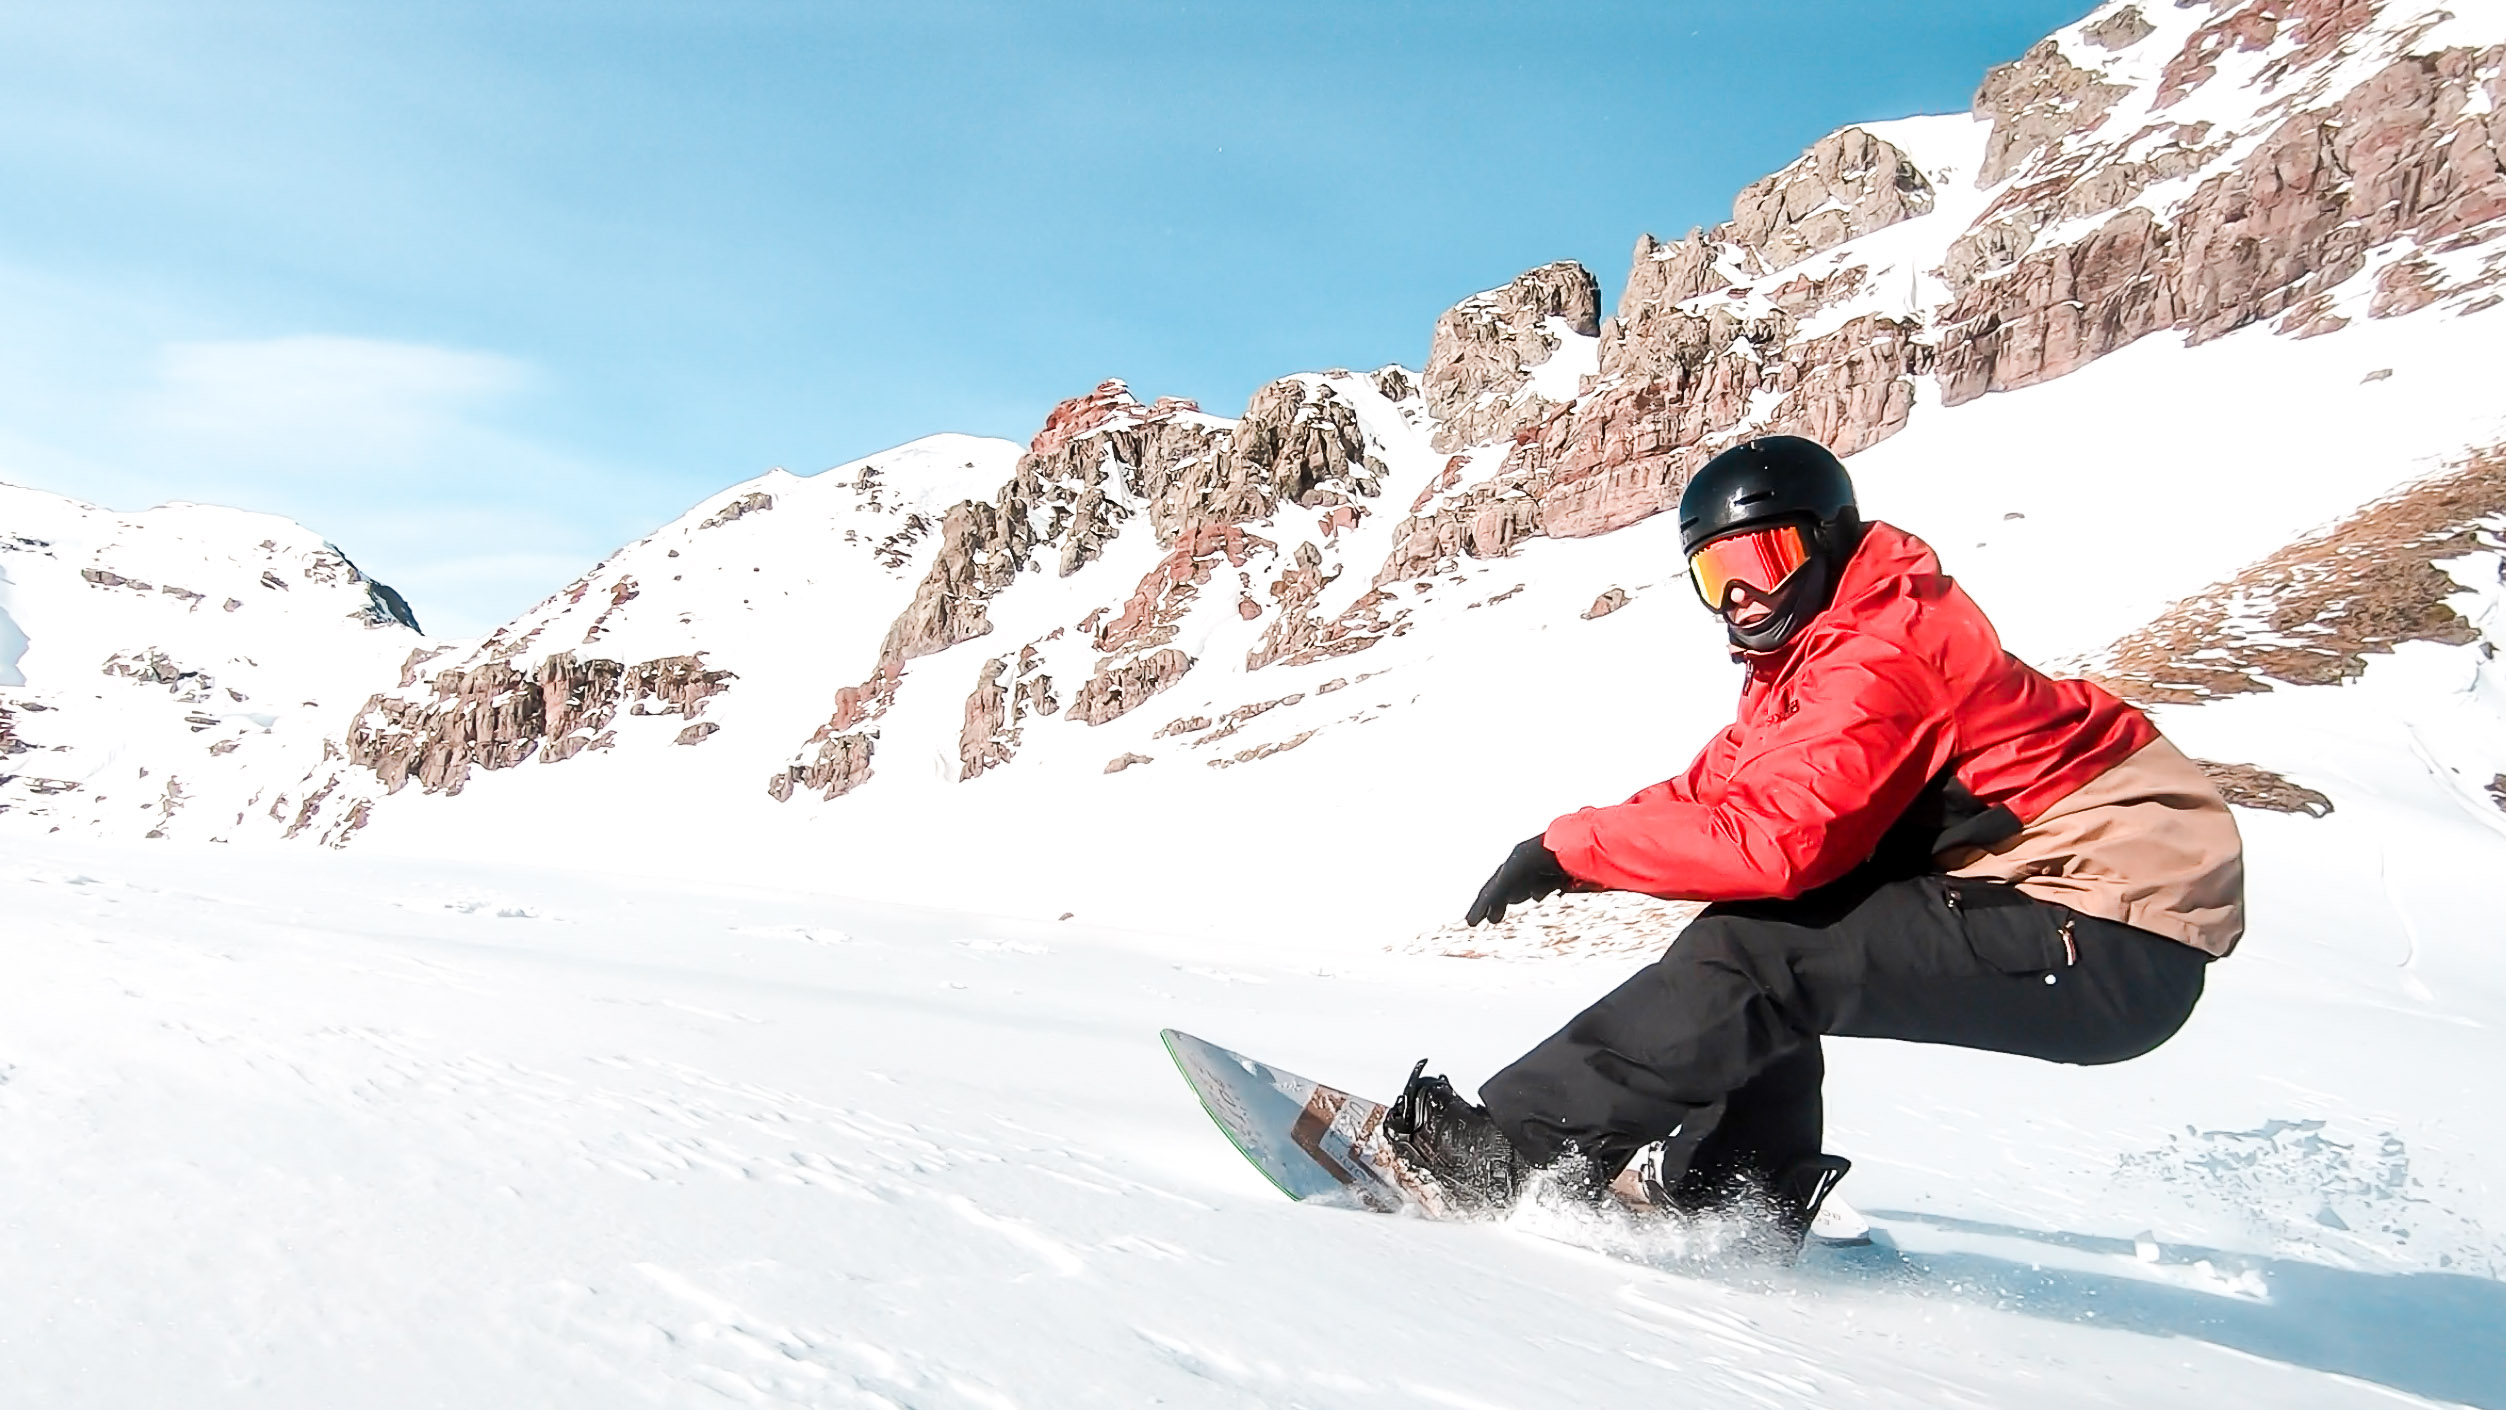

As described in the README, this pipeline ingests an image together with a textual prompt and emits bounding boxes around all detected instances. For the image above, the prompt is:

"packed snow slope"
[5,834,2501,1408]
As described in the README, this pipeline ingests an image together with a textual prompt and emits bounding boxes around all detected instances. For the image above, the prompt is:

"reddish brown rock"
[1205,729,1318,770]
[1519,310,1924,544]
[2085,445,2505,705]
[2155,3,2282,107]
[954,650,1059,780]
[1729,127,1934,273]
[2370,256,2446,317]
[1944,45,2506,401]
[1756,315,1929,455]
[1197,692,1305,746]
[1104,752,1153,774]
[768,729,874,801]
[1095,522,1273,657]
[1247,584,1409,670]
[846,374,1373,748]
[1583,588,1630,620]
[2195,760,2334,816]
[958,658,1014,781]
[1935,206,2180,404]
[1424,262,1600,453]
[343,650,730,796]
[2083,5,2155,50]
[1766,264,1867,320]
[1068,649,1194,726]
[623,655,737,718]
[881,498,1030,661]
[1975,39,2129,186]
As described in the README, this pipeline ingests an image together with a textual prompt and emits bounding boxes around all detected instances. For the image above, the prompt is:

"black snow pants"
[1478,871,2209,1191]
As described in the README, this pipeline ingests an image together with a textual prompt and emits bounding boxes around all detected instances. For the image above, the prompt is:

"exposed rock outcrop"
[776,371,1398,800]
[2083,5,2155,51]
[2080,447,2505,704]
[1729,127,1935,273]
[1974,39,2129,187]
[956,649,1058,780]
[1424,262,1601,452]
[1384,303,1927,572]
[768,729,874,802]
[345,651,733,795]
[102,650,215,699]
[1068,648,1193,726]
[2196,760,2335,816]
[1249,539,1412,670]
[1583,588,1629,620]
[699,491,774,529]
[1940,44,2506,403]
[957,658,1014,780]
[1096,522,1273,657]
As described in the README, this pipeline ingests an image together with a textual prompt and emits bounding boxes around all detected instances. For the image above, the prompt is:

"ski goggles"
[1688,522,1811,609]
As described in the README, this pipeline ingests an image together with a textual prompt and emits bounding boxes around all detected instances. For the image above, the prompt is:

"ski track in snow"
[2,839,2499,1408]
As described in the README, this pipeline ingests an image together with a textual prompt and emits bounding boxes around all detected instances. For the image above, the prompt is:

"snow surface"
[5,833,2499,1407]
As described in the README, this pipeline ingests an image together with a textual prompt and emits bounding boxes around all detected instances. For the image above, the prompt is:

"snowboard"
[1159,1028,1457,1217]
[1159,1027,1875,1245]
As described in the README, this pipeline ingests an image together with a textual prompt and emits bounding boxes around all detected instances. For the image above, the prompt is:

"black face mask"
[1722,550,1833,654]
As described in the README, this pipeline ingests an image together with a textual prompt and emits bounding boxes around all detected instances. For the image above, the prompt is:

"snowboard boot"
[1764,1153,1853,1262]
[1382,1060,1523,1215]
[1630,1148,1853,1263]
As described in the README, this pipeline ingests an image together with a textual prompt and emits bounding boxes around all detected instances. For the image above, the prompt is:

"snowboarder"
[1384,435,2243,1252]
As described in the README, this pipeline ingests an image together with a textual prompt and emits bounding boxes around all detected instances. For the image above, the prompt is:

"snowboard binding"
[1383,1060,1524,1215]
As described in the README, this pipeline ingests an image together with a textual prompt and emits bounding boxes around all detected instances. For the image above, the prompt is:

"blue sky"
[0,1,2089,635]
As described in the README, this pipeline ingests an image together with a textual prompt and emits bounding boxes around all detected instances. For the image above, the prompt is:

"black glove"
[1464,834,1572,926]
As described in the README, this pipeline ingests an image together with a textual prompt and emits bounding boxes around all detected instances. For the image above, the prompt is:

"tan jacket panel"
[1941,736,2245,956]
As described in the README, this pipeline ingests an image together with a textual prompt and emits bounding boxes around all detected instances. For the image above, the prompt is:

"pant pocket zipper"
[2059,916,2078,967]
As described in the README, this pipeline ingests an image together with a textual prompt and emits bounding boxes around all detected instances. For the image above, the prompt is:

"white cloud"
[145,335,531,473]
[0,309,653,637]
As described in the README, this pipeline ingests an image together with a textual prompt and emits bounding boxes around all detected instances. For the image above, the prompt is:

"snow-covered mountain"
[0,484,423,840]
[7,0,2506,952]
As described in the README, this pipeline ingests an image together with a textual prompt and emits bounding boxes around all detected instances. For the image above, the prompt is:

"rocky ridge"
[770,377,1401,800]
[1385,0,2506,593]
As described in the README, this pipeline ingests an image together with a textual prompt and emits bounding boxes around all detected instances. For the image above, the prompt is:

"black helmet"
[1678,435,1856,555]
[1678,436,1862,653]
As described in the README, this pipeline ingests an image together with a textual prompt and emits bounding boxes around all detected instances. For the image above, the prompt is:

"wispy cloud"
[0,282,660,637]
[145,336,532,473]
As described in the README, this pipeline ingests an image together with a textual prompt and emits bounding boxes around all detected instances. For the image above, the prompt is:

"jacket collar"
[1737,521,1939,679]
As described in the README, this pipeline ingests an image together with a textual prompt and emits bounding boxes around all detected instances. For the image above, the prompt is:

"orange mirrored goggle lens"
[1689,524,1811,608]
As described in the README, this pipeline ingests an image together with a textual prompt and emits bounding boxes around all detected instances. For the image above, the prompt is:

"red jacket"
[1544,521,2155,902]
